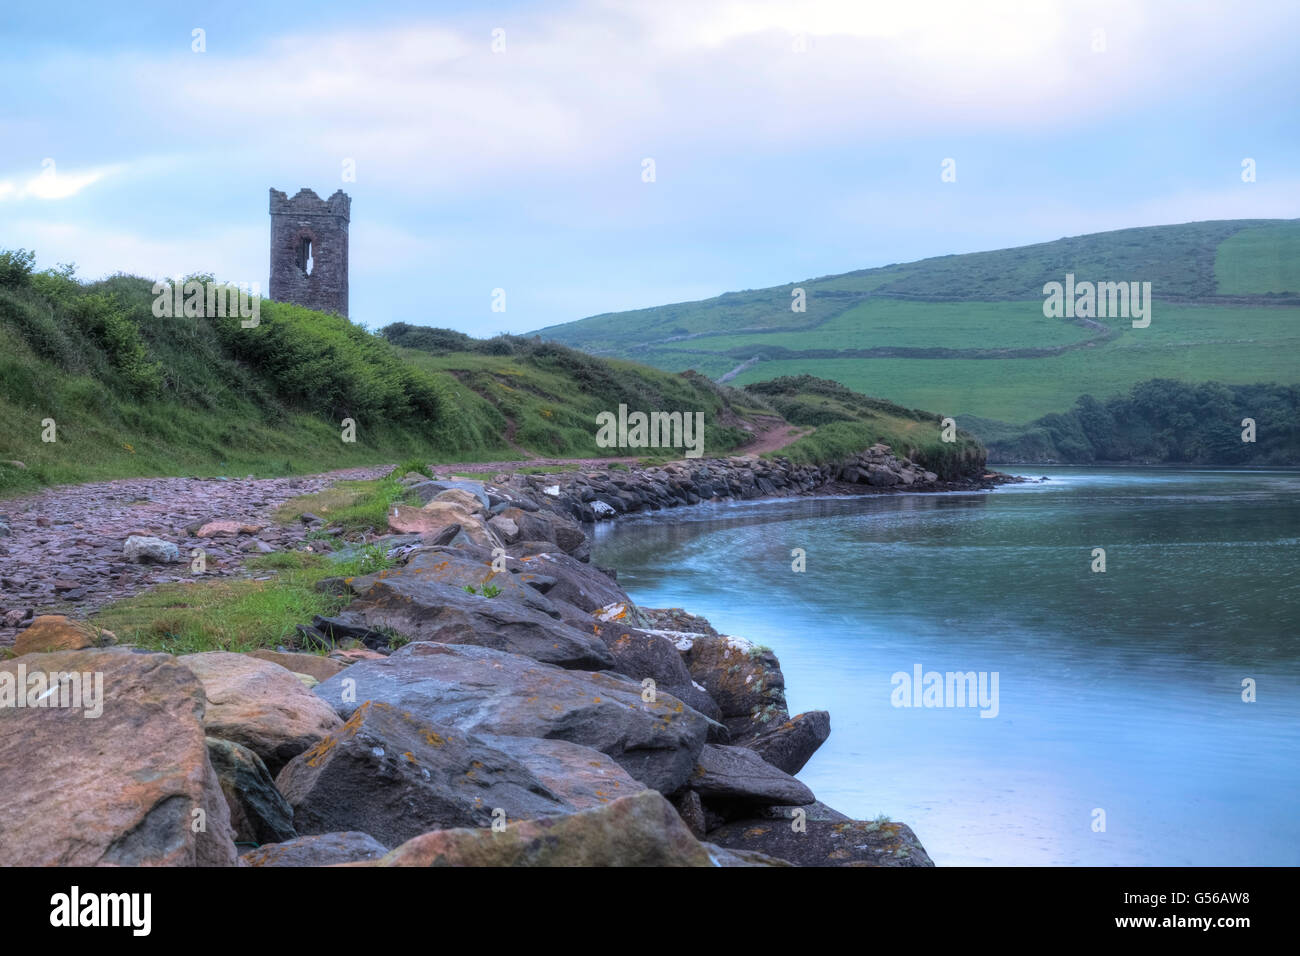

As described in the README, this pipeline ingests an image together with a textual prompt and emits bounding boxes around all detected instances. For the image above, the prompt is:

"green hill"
[0,254,982,494]
[532,219,1300,458]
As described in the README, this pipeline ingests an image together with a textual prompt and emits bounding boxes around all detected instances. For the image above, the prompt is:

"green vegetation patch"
[745,375,984,478]
[1215,222,1300,295]
[90,546,392,655]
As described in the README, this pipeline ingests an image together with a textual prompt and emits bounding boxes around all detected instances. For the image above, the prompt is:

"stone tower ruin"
[269,187,350,316]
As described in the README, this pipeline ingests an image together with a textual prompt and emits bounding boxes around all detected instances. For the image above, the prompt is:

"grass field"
[536,219,1300,433]
[646,299,1096,355]
[730,339,1299,424]
[1215,223,1300,295]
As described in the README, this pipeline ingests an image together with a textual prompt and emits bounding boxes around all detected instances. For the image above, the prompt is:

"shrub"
[0,248,36,287]
[68,293,163,396]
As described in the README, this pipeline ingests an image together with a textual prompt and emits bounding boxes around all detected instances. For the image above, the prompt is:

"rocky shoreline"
[0,445,1006,866]
[488,442,1007,525]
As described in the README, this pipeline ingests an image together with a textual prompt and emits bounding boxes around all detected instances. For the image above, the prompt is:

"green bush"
[0,288,80,365]
[0,248,35,287]
[211,301,462,432]
[68,293,163,396]
[984,379,1300,464]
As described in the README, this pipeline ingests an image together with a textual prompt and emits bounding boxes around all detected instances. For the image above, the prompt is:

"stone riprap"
[490,443,991,524]
[0,451,952,866]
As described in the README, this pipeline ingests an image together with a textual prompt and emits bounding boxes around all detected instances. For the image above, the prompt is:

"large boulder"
[707,814,934,867]
[387,549,561,618]
[477,735,644,811]
[312,642,709,794]
[206,737,297,848]
[240,831,389,867]
[275,701,567,847]
[387,503,500,551]
[591,621,723,724]
[496,507,589,560]
[431,488,487,514]
[406,481,451,504]
[179,652,343,775]
[688,744,815,807]
[367,790,781,867]
[246,649,349,684]
[0,648,237,866]
[340,566,613,670]
[13,615,114,655]
[487,514,520,543]
[744,710,831,775]
[526,552,630,612]
[680,634,789,740]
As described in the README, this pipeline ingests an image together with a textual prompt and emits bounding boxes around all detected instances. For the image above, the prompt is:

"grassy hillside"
[745,375,985,478]
[0,263,764,495]
[380,323,758,457]
[0,255,980,495]
[532,220,1300,446]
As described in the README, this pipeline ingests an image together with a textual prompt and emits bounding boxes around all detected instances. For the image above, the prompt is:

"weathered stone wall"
[269,188,350,317]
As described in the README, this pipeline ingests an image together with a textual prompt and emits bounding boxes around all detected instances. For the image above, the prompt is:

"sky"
[1,0,1297,336]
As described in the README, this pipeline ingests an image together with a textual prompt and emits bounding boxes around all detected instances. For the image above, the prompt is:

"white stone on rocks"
[123,535,180,563]
[640,629,710,652]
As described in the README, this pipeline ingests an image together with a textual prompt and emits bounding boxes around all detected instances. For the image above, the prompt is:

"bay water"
[590,467,1300,865]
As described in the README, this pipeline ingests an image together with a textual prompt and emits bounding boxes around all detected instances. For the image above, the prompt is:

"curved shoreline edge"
[0,444,1007,866]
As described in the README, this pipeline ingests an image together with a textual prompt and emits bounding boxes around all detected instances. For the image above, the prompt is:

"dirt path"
[0,465,390,645]
[428,413,809,475]
[0,416,811,645]
[733,416,813,455]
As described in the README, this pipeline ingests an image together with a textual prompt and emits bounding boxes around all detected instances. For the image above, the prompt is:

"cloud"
[1,0,1294,328]
[85,0,1289,199]
[0,219,265,286]
[0,163,119,202]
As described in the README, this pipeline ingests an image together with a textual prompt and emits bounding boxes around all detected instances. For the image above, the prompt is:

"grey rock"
[688,744,815,807]
[312,642,709,794]
[240,831,390,866]
[342,559,612,670]
[476,735,645,812]
[276,701,568,847]
[206,737,297,848]
[744,710,831,775]
[681,634,789,741]
[707,814,934,867]
[671,789,708,839]
[527,551,630,612]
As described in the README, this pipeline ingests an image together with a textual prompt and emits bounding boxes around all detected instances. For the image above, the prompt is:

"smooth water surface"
[590,468,1300,865]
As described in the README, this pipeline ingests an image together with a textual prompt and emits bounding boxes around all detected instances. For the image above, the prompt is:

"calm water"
[591,468,1300,866]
